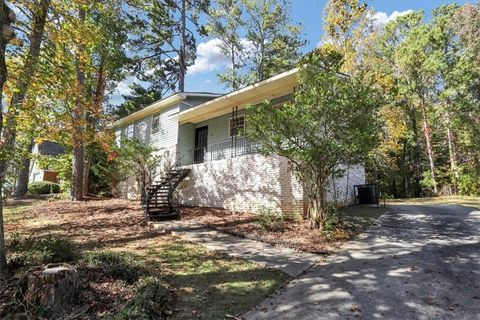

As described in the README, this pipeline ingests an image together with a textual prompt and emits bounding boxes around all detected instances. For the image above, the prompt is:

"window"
[229,115,245,137]
[152,114,160,134]
[126,124,134,138]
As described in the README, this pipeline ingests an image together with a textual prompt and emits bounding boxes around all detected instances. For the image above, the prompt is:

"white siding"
[134,115,152,143]
[150,105,180,148]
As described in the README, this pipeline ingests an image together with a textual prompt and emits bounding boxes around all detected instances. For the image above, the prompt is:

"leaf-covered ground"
[178,205,388,254]
[1,199,288,319]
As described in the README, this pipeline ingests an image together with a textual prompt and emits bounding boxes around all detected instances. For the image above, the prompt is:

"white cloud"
[188,38,254,75]
[188,38,229,75]
[109,76,136,106]
[370,10,413,28]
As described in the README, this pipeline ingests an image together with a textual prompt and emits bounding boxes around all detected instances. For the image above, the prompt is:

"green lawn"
[388,195,480,209]
[146,242,288,319]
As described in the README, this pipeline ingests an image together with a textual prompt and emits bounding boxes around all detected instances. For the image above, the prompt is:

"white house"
[113,68,365,216]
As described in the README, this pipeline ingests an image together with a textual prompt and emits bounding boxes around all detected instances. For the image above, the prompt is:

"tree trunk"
[178,0,186,92]
[71,8,86,201]
[445,111,458,195]
[420,98,438,194]
[15,138,35,199]
[410,105,422,197]
[0,0,16,276]
[24,263,79,316]
[82,151,92,197]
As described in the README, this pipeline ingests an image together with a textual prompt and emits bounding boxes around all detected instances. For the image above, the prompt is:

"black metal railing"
[177,137,259,166]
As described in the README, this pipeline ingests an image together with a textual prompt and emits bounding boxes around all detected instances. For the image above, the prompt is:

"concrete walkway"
[151,220,321,277]
[243,204,480,319]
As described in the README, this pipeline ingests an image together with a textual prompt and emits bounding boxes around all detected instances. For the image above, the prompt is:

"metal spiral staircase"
[144,168,190,220]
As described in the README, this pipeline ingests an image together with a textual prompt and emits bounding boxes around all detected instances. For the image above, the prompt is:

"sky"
[110,0,468,105]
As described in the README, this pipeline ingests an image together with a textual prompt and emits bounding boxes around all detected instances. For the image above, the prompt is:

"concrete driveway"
[244,204,480,320]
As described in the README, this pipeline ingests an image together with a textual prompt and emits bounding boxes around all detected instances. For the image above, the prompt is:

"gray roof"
[37,141,66,156]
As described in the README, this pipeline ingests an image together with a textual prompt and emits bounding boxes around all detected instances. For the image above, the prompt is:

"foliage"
[6,234,79,268]
[242,0,305,81]
[84,251,148,284]
[206,0,305,89]
[27,181,60,195]
[126,0,210,93]
[257,208,284,232]
[36,153,72,192]
[110,276,171,320]
[207,0,249,90]
[248,48,381,229]
[112,83,162,119]
[95,138,162,199]
[360,4,480,197]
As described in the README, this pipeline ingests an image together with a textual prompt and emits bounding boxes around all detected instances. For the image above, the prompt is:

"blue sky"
[111,0,468,104]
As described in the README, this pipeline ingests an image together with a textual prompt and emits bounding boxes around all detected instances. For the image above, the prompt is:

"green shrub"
[257,208,284,232]
[111,276,171,320]
[28,181,61,195]
[7,234,80,267]
[83,251,147,284]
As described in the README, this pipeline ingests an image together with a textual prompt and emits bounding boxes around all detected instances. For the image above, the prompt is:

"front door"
[194,126,208,163]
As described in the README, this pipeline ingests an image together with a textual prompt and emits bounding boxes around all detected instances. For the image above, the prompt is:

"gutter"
[112,93,186,128]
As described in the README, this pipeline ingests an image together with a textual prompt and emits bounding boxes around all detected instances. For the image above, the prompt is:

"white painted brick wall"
[176,154,305,215]
[116,152,366,214]
[176,154,365,215]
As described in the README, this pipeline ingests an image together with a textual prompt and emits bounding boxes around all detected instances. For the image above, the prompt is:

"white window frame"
[126,124,134,138]
[229,115,246,137]
[151,114,160,134]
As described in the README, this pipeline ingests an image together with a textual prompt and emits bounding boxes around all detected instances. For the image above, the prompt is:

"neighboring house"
[29,141,66,184]
[113,68,365,216]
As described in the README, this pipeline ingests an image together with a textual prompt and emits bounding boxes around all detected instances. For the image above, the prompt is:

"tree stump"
[24,263,79,315]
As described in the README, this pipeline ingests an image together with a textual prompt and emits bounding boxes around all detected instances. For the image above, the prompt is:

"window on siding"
[152,114,160,134]
[229,115,245,137]
[126,124,134,138]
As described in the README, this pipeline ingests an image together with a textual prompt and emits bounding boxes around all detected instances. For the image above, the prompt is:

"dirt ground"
[2,199,287,319]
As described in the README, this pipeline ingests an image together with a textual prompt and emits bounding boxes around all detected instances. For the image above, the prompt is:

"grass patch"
[6,233,80,268]
[146,242,288,320]
[3,200,38,224]
[83,251,148,284]
[388,195,480,209]
[109,276,172,320]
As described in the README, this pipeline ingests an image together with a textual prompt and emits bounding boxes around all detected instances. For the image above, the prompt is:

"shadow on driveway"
[244,204,480,319]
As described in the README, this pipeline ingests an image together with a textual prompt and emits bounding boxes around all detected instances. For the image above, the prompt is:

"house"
[29,141,66,183]
[113,68,365,216]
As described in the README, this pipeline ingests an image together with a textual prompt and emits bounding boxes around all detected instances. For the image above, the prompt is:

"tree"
[322,0,370,73]
[0,0,16,275]
[42,0,128,200]
[247,48,381,229]
[127,0,209,94]
[242,0,305,81]
[428,4,462,194]
[4,0,51,199]
[112,83,162,119]
[207,0,248,90]
[107,138,162,200]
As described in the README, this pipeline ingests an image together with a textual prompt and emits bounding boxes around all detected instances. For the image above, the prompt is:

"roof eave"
[177,68,299,124]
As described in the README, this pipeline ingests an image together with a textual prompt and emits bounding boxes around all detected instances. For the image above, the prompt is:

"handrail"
[176,137,259,166]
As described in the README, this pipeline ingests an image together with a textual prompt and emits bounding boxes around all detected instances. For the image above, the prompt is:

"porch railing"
[177,137,259,166]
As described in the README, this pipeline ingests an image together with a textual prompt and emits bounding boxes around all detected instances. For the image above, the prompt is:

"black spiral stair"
[144,168,190,220]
